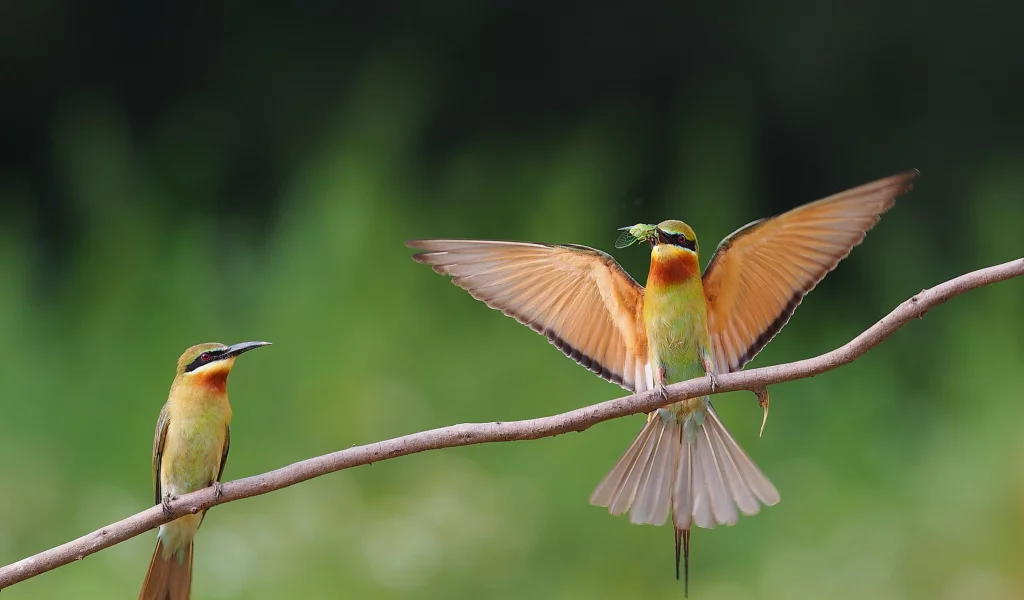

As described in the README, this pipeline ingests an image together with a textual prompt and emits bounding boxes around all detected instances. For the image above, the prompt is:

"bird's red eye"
[200,352,211,362]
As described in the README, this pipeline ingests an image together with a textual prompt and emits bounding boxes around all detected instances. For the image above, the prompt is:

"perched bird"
[139,341,271,600]
[407,171,917,593]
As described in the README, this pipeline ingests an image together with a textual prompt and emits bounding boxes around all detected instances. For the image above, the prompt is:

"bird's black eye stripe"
[185,349,225,373]
[656,227,697,251]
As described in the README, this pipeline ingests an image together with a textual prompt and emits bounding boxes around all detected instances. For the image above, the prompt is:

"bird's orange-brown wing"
[702,170,918,373]
[408,240,652,392]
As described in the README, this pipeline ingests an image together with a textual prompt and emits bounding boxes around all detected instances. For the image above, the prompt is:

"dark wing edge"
[216,425,230,484]
[152,404,170,505]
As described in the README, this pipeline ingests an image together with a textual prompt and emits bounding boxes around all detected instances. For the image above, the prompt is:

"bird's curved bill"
[224,341,272,358]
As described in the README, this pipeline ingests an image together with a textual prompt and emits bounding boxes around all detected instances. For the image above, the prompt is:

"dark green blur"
[1,3,1023,598]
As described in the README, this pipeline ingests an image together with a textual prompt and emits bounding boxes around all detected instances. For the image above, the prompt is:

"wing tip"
[406,239,437,265]
[874,168,919,202]
[870,168,918,216]
[894,168,920,194]
[408,251,439,266]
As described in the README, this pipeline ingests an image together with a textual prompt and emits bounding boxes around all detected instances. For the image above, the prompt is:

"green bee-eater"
[139,341,270,600]
[408,171,917,591]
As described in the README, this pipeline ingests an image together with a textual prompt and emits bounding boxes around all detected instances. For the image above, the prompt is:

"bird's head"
[653,220,698,254]
[175,341,272,387]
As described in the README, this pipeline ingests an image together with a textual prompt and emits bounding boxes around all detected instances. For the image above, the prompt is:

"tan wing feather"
[703,170,918,373]
[408,240,651,392]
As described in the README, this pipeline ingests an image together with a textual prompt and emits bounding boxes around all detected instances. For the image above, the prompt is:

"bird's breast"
[647,246,700,288]
[162,399,231,496]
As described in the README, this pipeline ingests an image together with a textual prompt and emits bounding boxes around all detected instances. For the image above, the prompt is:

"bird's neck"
[647,245,701,290]
[195,370,229,394]
[169,374,232,411]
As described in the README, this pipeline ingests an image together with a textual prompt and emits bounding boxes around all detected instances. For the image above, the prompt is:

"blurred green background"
[2,2,1023,598]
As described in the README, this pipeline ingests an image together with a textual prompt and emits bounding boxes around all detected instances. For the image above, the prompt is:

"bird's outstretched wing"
[702,170,918,373]
[408,240,653,392]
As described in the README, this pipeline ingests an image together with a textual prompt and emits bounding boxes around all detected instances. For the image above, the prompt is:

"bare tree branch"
[1,257,1021,590]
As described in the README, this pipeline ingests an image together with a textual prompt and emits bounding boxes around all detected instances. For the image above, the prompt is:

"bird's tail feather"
[589,405,779,591]
[138,539,193,600]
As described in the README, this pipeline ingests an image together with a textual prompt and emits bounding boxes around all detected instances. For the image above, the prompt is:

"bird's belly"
[643,290,712,423]
[645,311,708,383]
[158,513,203,558]
[161,418,226,497]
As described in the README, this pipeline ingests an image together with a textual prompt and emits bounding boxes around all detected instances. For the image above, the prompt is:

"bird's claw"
[754,387,770,437]
[212,481,225,500]
[161,494,175,518]
[707,372,719,393]
[657,384,671,405]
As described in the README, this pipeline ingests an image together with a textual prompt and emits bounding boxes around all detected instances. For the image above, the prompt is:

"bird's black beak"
[654,227,673,246]
[223,341,272,358]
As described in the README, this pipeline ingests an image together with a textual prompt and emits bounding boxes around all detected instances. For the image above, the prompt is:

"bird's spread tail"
[589,405,780,593]
[139,539,193,600]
